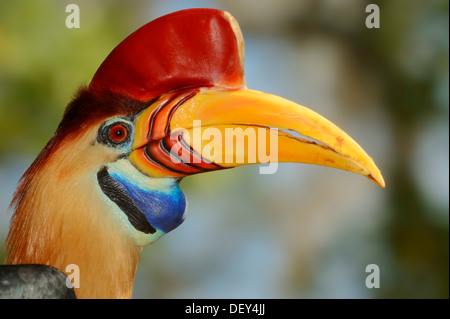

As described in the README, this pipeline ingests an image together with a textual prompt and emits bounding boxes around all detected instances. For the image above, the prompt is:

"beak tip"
[368,173,385,188]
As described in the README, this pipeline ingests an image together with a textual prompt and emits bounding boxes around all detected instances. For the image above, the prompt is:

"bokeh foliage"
[0,0,448,298]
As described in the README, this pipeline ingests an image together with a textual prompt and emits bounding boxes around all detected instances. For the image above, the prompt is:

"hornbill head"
[5,9,384,298]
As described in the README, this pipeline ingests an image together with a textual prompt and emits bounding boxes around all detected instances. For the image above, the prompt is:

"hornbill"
[1,9,384,299]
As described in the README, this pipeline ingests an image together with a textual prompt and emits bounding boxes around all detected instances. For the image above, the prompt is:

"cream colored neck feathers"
[5,125,143,299]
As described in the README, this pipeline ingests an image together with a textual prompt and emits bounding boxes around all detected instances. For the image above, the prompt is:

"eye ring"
[98,120,132,147]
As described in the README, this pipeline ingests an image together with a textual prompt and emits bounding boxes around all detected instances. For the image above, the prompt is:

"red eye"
[109,124,128,143]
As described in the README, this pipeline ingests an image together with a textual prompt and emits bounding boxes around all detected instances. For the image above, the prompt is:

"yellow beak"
[130,87,385,188]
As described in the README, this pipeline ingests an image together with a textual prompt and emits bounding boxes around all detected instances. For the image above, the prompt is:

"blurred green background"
[0,0,448,298]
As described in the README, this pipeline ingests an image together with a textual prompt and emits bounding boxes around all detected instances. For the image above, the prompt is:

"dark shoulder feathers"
[0,264,76,299]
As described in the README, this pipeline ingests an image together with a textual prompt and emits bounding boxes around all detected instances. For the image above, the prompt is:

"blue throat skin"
[110,171,187,234]
[98,159,187,243]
